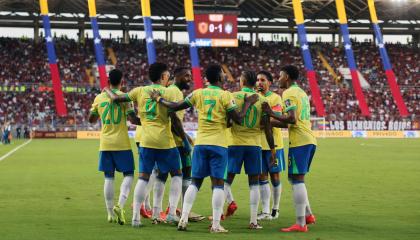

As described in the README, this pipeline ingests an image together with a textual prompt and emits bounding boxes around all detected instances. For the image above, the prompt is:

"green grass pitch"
[1,138,420,240]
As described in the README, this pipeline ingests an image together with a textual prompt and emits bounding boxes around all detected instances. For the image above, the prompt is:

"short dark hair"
[109,69,123,86]
[205,64,222,84]
[149,62,168,83]
[281,65,299,80]
[242,70,257,87]
[257,70,273,82]
[174,67,190,76]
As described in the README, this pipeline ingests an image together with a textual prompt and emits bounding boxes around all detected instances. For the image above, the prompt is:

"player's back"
[230,88,265,146]
[185,86,236,147]
[128,84,176,149]
[282,84,316,147]
[91,90,132,151]
[261,91,284,150]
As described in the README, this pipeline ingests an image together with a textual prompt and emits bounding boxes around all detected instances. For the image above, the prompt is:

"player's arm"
[228,94,259,124]
[88,113,99,123]
[103,87,131,103]
[127,112,141,125]
[150,90,190,111]
[262,114,278,167]
[169,112,193,153]
[262,102,296,125]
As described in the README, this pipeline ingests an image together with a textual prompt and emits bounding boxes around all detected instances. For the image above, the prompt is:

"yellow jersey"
[282,83,317,147]
[230,87,266,146]
[261,91,284,150]
[134,125,142,143]
[185,85,237,147]
[168,84,185,147]
[90,89,134,151]
[127,84,177,149]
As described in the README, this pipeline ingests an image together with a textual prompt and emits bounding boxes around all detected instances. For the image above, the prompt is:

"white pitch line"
[0,139,32,162]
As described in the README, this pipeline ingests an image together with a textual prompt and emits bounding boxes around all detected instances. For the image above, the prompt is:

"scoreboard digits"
[194,14,238,47]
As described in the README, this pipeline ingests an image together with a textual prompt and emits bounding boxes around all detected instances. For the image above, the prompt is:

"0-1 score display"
[194,14,238,47]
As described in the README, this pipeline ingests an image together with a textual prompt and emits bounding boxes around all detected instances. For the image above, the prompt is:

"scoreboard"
[194,14,238,47]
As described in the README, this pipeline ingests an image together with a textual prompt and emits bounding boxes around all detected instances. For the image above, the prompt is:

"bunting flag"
[184,0,203,89]
[292,0,326,116]
[140,0,156,64]
[367,0,408,117]
[335,0,370,116]
[39,0,67,116]
[87,0,107,89]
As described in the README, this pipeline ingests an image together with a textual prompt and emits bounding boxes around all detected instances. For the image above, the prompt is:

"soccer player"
[104,62,184,227]
[223,70,276,230]
[256,70,286,221]
[149,64,258,233]
[88,69,141,225]
[263,65,317,232]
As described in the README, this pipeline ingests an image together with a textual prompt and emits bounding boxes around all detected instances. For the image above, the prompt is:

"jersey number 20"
[100,102,122,124]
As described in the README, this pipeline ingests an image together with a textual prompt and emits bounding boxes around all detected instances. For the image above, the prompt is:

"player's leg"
[209,146,229,233]
[281,144,316,232]
[225,146,243,217]
[258,150,272,220]
[243,146,263,229]
[132,147,155,227]
[151,171,167,223]
[156,148,183,224]
[111,150,135,225]
[98,151,116,222]
[271,148,286,219]
[141,168,156,218]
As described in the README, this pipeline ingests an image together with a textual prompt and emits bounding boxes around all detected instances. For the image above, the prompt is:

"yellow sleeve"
[224,91,237,112]
[283,90,298,112]
[185,89,199,107]
[127,87,141,101]
[90,96,99,115]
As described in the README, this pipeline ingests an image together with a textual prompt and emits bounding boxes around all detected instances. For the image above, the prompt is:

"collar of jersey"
[111,88,119,93]
[242,87,255,93]
[150,84,163,88]
[207,85,221,90]
[291,82,299,87]
[265,91,273,97]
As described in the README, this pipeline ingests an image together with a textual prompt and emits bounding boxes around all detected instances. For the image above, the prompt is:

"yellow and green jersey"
[127,84,177,149]
[260,91,284,150]
[90,89,134,151]
[168,84,185,147]
[282,83,317,147]
[230,87,267,146]
[185,85,237,147]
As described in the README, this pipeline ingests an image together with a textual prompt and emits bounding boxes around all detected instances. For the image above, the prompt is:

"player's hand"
[244,93,259,105]
[269,150,278,168]
[262,102,273,116]
[149,89,161,101]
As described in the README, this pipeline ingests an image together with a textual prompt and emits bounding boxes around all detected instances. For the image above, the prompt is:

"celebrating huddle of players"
[89,62,317,233]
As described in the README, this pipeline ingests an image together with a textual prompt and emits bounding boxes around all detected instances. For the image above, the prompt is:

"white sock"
[118,175,133,208]
[104,178,114,216]
[180,185,198,222]
[259,181,271,214]
[132,179,148,221]
[153,179,165,218]
[249,185,260,224]
[224,182,234,204]
[182,178,192,201]
[212,188,225,229]
[169,176,182,215]
[272,182,282,210]
[144,170,157,210]
[292,183,307,226]
[306,196,313,216]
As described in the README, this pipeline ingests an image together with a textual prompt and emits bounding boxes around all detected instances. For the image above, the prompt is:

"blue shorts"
[261,149,286,173]
[191,145,228,180]
[228,146,262,175]
[139,147,182,174]
[178,146,192,168]
[98,150,135,173]
[288,144,316,175]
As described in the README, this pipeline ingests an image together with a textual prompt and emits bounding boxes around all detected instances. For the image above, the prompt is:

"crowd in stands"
[0,37,418,131]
